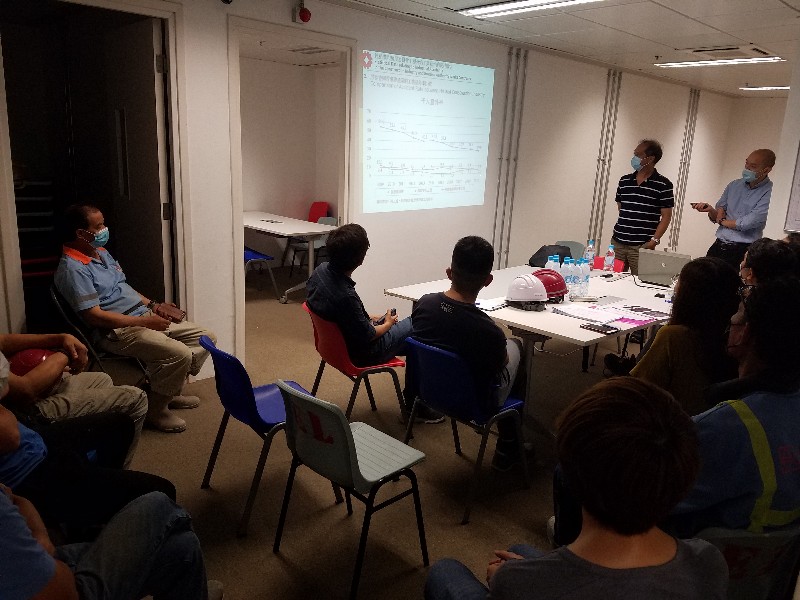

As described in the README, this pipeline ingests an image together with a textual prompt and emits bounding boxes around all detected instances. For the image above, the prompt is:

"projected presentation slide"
[362,51,494,213]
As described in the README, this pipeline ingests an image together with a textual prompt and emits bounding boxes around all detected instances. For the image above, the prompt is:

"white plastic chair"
[273,381,429,600]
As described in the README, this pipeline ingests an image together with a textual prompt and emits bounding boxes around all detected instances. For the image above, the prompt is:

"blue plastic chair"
[244,246,280,299]
[403,337,530,524]
[199,335,309,536]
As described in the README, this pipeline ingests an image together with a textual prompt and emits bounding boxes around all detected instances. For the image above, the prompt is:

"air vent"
[287,45,332,55]
[684,46,773,60]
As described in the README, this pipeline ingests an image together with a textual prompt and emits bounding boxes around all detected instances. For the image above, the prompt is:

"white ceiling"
[321,0,800,97]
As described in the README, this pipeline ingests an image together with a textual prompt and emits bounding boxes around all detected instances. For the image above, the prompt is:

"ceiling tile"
[701,7,800,32]
[742,24,800,47]
[666,32,750,51]
[650,0,789,19]
[488,13,598,35]
[571,3,720,38]
[545,26,673,53]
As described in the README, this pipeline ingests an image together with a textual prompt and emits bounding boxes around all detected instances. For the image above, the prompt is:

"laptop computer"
[638,249,692,286]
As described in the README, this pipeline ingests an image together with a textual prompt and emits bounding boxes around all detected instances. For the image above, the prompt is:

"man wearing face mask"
[692,149,776,271]
[610,139,674,275]
[54,205,217,434]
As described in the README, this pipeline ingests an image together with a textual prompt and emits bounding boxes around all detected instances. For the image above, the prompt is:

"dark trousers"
[15,412,176,533]
[706,238,750,272]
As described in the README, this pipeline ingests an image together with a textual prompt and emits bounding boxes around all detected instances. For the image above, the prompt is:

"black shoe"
[491,449,519,472]
[400,403,445,425]
[603,353,636,376]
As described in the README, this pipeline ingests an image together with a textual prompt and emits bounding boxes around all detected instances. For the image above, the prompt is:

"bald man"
[693,149,776,270]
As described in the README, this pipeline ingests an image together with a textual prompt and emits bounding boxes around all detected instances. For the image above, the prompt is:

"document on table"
[476,297,508,312]
[550,304,619,324]
[552,302,670,325]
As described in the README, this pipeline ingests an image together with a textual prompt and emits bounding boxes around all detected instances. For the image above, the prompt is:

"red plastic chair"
[282,201,331,270]
[308,201,330,223]
[303,303,405,418]
[593,256,625,272]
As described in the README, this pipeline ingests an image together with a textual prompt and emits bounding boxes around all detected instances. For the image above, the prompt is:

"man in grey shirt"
[424,377,728,600]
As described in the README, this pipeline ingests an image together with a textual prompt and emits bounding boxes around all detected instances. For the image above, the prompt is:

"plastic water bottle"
[603,244,615,272]
[584,239,596,271]
[567,258,579,297]
[580,258,591,296]
[545,255,557,271]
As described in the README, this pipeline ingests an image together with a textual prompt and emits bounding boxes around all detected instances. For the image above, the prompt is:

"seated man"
[424,377,728,600]
[411,236,523,469]
[0,332,146,467]
[0,351,175,536]
[666,277,800,537]
[306,223,412,367]
[55,204,217,433]
[0,489,222,600]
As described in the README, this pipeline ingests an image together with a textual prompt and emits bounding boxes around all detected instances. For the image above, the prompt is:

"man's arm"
[642,208,672,250]
[0,405,21,454]
[722,189,771,232]
[4,353,69,408]
[80,306,170,332]
[0,334,88,373]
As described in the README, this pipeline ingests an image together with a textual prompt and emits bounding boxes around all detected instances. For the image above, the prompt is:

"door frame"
[228,16,354,358]
[0,0,190,333]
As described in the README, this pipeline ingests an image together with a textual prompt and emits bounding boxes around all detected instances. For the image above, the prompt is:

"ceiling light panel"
[459,0,604,19]
[655,57,785,68]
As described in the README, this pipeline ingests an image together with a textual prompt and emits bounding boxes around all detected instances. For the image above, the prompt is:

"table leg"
[581,346,589,372]
[509,327,553,445]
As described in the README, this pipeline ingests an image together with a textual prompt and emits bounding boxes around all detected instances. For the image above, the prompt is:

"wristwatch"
[147,300,157,310]
[650,237,660,245]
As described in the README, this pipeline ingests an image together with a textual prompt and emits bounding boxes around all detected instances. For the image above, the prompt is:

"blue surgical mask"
[91,227,110,248]
[631,156,642,171]
[742,169,758,183]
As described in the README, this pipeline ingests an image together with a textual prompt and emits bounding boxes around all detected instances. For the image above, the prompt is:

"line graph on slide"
[362,51,494,213]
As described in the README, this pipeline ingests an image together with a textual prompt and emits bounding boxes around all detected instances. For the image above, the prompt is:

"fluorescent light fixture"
[655,57,785,68]
[459,0,603,19]
[739,85,790,91]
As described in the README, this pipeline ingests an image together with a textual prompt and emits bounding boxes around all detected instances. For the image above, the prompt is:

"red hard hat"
[8,349,55,376]
[532,269,568,301]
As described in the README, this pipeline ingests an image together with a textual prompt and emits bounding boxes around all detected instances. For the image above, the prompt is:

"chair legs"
[201,411,231,489]
[273,457,300,554]
[238,424,284,537]
[314,360,404,420]
[462,428,492,525]
[311,360,326,396]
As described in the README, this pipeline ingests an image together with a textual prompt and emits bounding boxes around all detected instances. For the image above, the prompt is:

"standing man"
[55,205,217,434]
[610,139,674,275]
[693,149,775,270]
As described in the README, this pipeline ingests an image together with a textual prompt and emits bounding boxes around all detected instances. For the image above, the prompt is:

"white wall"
[314,65,343,216]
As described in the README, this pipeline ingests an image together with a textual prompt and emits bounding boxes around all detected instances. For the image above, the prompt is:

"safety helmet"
[8,349,54,376]
[507,274,549,311]
[533,268,568,302]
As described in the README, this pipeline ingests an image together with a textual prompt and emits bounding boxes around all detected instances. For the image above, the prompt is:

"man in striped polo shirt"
[611,140,674,275]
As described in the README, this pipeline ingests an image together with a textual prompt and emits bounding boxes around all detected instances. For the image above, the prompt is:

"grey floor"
[129,267,619,600]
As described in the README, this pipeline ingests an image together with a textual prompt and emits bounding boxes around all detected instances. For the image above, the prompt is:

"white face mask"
[0,352,9,399]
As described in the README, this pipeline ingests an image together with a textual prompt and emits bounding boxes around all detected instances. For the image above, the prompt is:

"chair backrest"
[556,240,585,262]
[592,256,625,272]
[199,335,272,428]
[277,380,360,489]
[302,303,360,375]
[406,337,494,424]
[313,217,338,249]
[697,524,800,600]
[49,285,97,351]
[308,201,330,223]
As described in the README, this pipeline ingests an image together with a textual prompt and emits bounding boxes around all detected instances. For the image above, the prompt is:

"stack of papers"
[551,304,618,324]
[476,298,508,312]
[552,302,670,326]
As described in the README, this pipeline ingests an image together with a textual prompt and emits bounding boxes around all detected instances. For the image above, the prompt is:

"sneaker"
[399,403,445,424]
[491,449,519,472]
[603,353,636,376]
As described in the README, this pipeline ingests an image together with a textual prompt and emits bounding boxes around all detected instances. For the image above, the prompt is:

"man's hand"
[486,550,525,584]
[140,314,171,331]
[58,334,88,373]
[642,240,657,250]
[691,202,711,213]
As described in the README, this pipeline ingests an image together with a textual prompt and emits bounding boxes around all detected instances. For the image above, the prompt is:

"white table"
[385,265,673,438]
[243,211,338,303]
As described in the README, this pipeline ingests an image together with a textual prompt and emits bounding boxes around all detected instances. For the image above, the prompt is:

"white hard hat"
[507,274,548,303]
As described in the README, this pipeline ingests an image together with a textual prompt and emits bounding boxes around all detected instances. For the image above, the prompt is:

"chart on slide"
[362,51,494,213]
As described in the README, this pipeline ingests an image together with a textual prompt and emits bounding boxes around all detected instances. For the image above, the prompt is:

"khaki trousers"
[99,318,216,398]
[610,239,644,275]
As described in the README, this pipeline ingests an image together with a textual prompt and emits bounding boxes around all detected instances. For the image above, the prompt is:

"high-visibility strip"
[727,400,777,533]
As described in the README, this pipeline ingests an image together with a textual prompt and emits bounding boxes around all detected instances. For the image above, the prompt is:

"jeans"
[368,316,413,364]
[424,545,544,600]
[706,238,749,272]
[17,413,176,534]
[57,492,208,600]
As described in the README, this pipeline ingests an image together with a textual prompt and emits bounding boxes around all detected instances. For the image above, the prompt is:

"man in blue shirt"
[693,149,775,270]
[55,205,217,433]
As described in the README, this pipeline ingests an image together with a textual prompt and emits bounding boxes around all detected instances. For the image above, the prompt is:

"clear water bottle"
[545,255,557,271]
[603,244,615,272]
[567,258,579,297]
[580,258,591,296]
[584,239,596,271]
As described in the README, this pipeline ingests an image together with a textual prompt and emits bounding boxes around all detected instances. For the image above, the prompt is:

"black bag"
[528,244,572,268]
